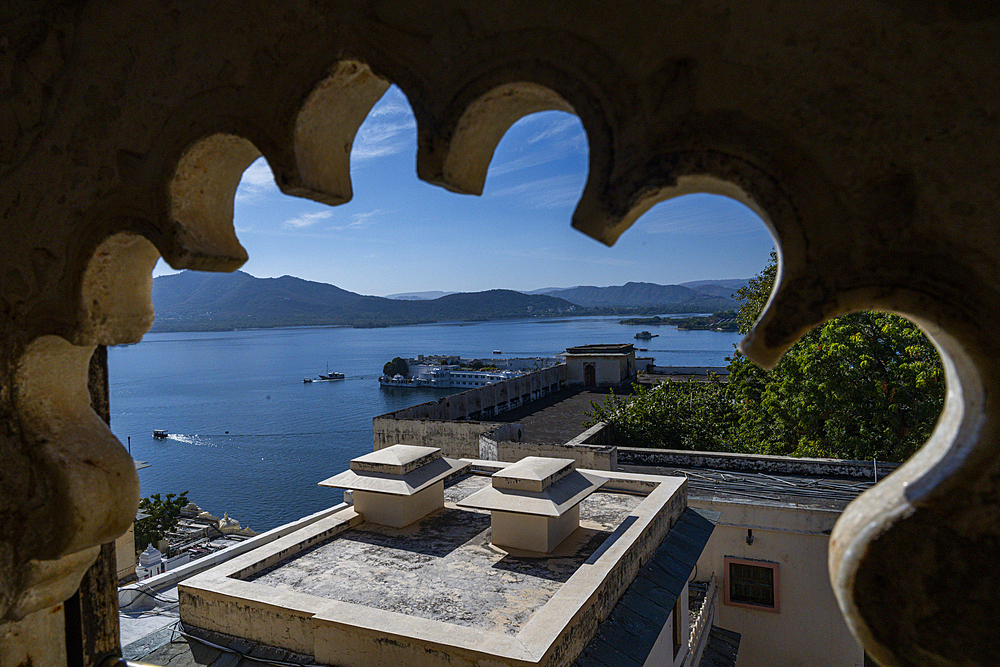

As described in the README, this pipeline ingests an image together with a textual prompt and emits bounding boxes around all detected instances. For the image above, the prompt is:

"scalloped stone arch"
[7,335,138,620]
[0,5,997,667]
[432,81,575,197]
[164,132,258,272]
[75,232,161,347]
[284,60,391,205]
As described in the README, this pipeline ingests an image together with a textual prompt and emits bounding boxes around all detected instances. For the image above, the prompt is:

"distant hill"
[150,272,580,332]
[528,280,746,309]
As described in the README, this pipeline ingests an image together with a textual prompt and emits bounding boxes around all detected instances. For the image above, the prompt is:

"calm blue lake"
[109,316,742,531]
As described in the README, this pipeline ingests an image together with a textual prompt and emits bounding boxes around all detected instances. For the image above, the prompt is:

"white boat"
[305,364,345,382]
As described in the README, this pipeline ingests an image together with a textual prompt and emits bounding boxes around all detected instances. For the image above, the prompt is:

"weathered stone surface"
[1,2,998,665]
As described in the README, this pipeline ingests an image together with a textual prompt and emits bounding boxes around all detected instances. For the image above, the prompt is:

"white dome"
[138,543,162,567]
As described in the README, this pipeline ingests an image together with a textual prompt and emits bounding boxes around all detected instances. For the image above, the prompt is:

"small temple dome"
[218,511,242,534]
[180,502,202,517]
[138,543,162,567]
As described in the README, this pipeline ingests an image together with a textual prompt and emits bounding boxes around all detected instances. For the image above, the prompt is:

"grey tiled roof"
[698,626,741,667]
[573,507,720,667]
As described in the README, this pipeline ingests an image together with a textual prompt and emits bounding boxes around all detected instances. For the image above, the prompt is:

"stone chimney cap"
[458,464,607,518]
[320,445,469,496]
[350,445,441,476]
[492,456,575,493]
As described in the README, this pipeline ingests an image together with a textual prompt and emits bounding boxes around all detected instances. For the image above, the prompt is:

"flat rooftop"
[246,475,641,635]
[494,387,616,445]
[179,466,686,667]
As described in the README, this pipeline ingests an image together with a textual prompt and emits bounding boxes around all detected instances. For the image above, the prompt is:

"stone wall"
[618,447,899,481]
[478,434,617,471]
[373,417,507,459]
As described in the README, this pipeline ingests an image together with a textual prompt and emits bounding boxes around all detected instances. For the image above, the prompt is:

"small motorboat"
[152,429,168,439]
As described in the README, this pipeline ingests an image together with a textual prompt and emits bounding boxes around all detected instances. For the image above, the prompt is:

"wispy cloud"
[489,115,587,176]
[352,118,416,161]
[284,210,334,229]
[637,197,763,238]
[488,174,585,210]
[235,158,277,203]
[352,86,417,163]
[525,115,582,145]
[332,209,385,231]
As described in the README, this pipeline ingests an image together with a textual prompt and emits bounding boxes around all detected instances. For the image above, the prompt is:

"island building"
[1,5,994,667]
[380,355,564,389]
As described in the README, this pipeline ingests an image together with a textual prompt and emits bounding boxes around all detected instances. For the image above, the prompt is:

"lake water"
[110,315,742,531]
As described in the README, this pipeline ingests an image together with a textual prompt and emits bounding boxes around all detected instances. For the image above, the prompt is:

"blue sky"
[157,86,775,296]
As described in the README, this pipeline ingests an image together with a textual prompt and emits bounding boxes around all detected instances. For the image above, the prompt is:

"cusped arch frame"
[8,46,995,667]
[2,59,392,621]
[388,41,1000,665]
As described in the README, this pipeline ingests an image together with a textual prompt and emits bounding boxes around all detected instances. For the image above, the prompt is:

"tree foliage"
[382,357,409,377]
[135,491,189,552]
[587,252,945,462]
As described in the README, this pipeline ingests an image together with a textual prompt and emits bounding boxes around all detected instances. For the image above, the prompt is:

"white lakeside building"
[380,355,562,389]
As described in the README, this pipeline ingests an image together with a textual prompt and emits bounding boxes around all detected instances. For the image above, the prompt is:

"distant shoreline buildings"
[379,354,563,389]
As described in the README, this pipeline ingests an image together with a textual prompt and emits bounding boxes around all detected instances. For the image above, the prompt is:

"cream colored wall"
[566,356,631,386]
[114,522,136,580]
[692,499,862,667]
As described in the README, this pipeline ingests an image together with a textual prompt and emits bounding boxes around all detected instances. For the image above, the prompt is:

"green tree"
[382,357,409,377]
[135,491,189,552]
[587,252,945,462]
[586,375,737,452]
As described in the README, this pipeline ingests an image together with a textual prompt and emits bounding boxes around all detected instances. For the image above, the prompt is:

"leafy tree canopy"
[382,357,409,377]
[587,251,944,462]
[135,491,189,552]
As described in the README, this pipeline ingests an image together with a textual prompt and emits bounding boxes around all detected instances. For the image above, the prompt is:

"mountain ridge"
[150,271,745,332]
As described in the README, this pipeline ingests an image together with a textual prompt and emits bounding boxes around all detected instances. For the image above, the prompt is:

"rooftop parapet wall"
[479,423,617,471]
[649,366,730,376]
[565,422,899,480]
[618,446,899,481]
[372,417,500,459]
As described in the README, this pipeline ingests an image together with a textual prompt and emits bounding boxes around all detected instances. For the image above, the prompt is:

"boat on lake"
[634,331,659,339]
[304,365,345,382]
[152,429,168,439]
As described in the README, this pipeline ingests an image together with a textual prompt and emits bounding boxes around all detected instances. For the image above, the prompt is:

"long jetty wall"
[372,364,566,457]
